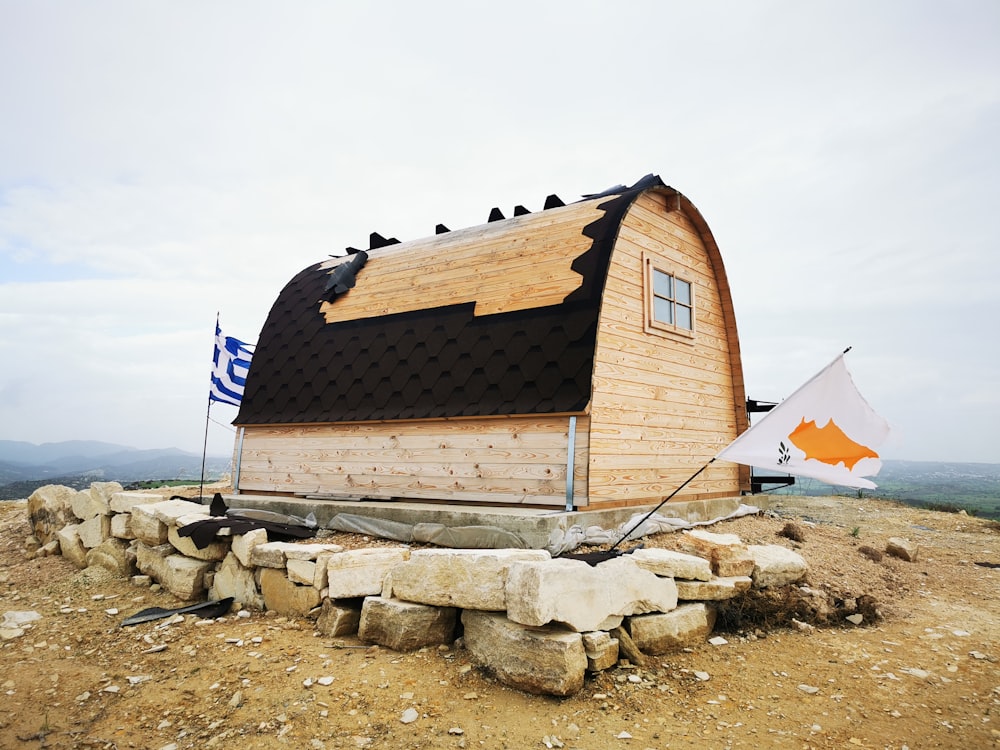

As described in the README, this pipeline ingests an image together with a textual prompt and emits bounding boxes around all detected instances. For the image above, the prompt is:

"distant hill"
[0,440,231,499]
[763,459,1000,519]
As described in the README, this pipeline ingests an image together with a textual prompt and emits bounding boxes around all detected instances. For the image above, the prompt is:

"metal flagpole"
[199,313,219,503]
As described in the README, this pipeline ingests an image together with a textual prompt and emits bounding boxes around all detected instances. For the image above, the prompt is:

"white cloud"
[0,0,997,463]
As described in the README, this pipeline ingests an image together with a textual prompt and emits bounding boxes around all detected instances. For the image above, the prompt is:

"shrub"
[778,522,806,543]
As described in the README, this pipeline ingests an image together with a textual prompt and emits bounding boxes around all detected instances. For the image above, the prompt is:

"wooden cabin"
[233,174,749,509]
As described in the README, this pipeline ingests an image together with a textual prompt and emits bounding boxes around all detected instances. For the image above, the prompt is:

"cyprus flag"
[717,353,890,489]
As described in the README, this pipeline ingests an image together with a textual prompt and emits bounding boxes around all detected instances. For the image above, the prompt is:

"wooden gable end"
[235,176,671,427]
[586,189,749,504]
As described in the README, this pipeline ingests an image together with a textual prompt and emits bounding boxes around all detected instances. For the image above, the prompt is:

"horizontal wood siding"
[236,416,590,507]
[587,190,744,505]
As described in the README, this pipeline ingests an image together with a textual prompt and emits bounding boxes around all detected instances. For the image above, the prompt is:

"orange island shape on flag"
[786,417,880,471]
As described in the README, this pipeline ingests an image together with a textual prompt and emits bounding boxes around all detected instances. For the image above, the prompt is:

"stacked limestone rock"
[25,483,810,697]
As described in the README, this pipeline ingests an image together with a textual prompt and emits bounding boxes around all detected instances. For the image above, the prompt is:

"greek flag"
[210,323,254,407]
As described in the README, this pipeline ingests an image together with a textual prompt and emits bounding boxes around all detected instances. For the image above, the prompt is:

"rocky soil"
[1,491,998,749]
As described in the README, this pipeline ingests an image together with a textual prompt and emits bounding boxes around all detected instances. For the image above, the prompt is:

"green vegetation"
[126,479,204,490]
[766,460,1000,520]
[1,473,226,501]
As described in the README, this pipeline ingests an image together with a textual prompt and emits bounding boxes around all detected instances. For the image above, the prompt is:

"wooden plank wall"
[318,200,607,323]
[236,415,591,507]
[587,191,743,505]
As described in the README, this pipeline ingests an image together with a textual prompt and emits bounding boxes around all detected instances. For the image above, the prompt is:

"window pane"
[676,304,692,330]
[675,279,691,305]
[653,270,672,299]
[654,297,673,324]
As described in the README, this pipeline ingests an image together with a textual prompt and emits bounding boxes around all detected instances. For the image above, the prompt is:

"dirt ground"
[1,491,998,750]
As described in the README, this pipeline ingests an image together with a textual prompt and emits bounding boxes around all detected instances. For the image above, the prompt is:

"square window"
[645,255,695,340]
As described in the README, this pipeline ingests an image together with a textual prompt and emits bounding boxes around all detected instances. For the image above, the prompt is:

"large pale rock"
[287,558,320,588]
[110,512,134,540]
[748,545,809,588]
[211,553,264,609]
[147,498,208,526]
[135,542,214,600]
[88,481,123,506]
[676,576,752,601]
[628,603,717,654]
[85,538,132,577]
[251,541,309,569]
[167,524,230,561]
[380,568,396,598]
[685,529,743,546]
[56,524,89,569]
[313,552,337,589]
[283,543,343,561]
[718,555,757,578]
[327,548,412,599]
[462,610,586,697]
[72,488,110,520]
[316,598,362,637]
[680,529,756,577]
[110,491,165,513]
[389,549,549,611]
[886,537,919,562]
[286,547,342,593]
[27,485,80,546]
[130,505,170,546]
[231,528,268,567]
[630,548,713,581]
[358,596,457,651]
[582,631,619,671]
[259,567,322,616]
[505,556,677,632]
[78,514,111,548]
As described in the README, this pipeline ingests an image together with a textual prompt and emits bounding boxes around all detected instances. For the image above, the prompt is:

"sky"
[1,1,998,464]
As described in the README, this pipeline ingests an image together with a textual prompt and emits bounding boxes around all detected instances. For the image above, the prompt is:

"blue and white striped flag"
[210,323,254,407]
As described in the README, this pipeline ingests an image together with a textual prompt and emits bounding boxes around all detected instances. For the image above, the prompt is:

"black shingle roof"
[236,175,666,425]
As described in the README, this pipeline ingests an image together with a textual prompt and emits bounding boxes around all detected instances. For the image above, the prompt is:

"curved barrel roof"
[236,174,674,425]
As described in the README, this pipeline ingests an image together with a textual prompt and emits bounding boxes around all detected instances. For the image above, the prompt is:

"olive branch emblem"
[777,441,791,465]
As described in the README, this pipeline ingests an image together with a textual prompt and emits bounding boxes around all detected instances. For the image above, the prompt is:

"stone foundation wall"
[26,483,808,696]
